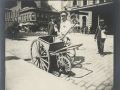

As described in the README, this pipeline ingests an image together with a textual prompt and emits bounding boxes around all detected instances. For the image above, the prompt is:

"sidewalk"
[5,52,85,90]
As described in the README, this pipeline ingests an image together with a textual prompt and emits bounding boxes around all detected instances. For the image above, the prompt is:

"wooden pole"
[98,15,100,28]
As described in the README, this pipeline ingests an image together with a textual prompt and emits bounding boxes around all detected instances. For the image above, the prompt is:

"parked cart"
[31,35,82,76]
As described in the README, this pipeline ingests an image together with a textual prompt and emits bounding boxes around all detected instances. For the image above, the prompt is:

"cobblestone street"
[6,33,113,90]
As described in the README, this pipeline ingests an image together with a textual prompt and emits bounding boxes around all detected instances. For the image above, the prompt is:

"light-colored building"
[5,0,113,33]
[61,0,113,34]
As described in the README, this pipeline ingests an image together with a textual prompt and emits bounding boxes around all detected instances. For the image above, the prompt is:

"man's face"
[61,13,67,22]
[51,19,54,22]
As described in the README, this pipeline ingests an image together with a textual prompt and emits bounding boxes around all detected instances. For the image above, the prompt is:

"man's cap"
[71,13,76,18]
[60,11,68,16]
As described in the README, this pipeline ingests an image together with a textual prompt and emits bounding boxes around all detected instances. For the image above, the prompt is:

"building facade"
[5,0,60,32]
[61,0,113,34]
[5,0,113,34]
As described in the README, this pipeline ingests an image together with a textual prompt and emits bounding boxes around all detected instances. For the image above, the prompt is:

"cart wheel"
[57,55,71,73]
[31,39,50,72]
[67,48,76,62]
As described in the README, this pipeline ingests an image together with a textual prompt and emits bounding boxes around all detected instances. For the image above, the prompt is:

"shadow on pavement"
[14,38,28,41]
[104,51,113,55]
[6,34,28,41]
[72,56,85,68]
[12,36,28,41]
[5,56,20,60]
[24,58,31,61]
[74,56,85,62]
[68,56,93,78]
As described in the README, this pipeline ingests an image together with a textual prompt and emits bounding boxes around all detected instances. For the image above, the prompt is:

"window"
[28,14,30,21]
[73,0,77,6]
[83,0,87,5]
[23,15,25,22]
[82,16,86,27]
[31,13,36,20]
[26,14,28,21]
[36,13,39,18]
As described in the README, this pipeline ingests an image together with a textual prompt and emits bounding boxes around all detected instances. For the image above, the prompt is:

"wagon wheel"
[57,55,71,73]
[66,48,76,62]
[31,39,50,72]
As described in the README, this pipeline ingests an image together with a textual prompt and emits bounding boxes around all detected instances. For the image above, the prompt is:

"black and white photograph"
[5,0,114,90]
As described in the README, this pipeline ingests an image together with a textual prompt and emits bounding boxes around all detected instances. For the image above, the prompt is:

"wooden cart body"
[31,35,82,75]
[38,36,65,52]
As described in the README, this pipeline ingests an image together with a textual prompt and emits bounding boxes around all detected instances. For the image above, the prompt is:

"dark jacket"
[94,26,101,39]
[48,21,56,35]
[94,26,107,39]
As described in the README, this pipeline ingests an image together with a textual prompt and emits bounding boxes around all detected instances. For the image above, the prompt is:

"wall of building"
[78,11,92,33]
[61,0,113,33]
[5,9,12,29]
[19,11,36,23]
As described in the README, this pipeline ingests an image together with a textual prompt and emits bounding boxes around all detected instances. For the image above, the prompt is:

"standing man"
[48,16,58,36]
[48,16,58,41]
[94,19,107,55]
[58,11,73,45]
[70,13,80,33]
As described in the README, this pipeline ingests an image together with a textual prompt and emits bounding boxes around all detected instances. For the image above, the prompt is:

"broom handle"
[61,23,77,40]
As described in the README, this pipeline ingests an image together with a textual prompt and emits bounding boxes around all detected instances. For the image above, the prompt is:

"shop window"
[83,0,87,5]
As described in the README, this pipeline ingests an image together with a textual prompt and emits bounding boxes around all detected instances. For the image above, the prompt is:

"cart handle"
[60,23,77,40]
[50,43,83,55]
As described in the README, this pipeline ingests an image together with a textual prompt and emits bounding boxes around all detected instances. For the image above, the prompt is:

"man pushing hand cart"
[30,11,83,76]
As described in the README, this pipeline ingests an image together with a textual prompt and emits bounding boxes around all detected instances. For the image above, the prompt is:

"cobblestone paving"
[58,34,113,90]
[6,34,113,90]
